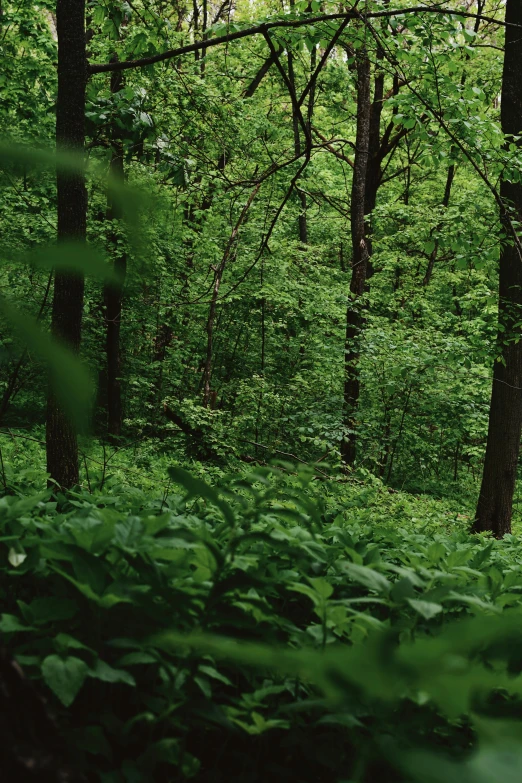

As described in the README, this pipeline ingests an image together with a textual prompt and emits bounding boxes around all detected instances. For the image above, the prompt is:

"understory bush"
[1,464,522,781]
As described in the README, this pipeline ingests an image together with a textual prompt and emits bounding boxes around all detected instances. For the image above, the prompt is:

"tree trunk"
[473,0,522,537]
[46,0,86,489]
[364,40,384,274]
[287,47,308,245]
[104,63,126,443]
[341,49,371,467]
[340,37,407,466]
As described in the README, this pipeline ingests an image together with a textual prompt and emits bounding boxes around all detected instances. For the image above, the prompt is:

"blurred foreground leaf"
[0,297,93,430]
[28,242,122,284]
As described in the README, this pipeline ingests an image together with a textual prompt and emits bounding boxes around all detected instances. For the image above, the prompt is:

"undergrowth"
[1,437,522,781]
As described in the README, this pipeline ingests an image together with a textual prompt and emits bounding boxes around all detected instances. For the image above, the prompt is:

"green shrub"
[1,465,522,781]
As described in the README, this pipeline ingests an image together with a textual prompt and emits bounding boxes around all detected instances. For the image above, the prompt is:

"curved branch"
[89,6,514,74]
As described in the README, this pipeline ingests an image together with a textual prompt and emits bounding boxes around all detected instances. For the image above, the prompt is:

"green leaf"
[0,141,86,178]
[447,593,500,613]
[67,515,116,553]
[407,598,443,620]
[167,466,235,528]
[340,562,391,594]
[114,516,144,548]
[470,543,494,569]
[71,550,108,594]
[428,541,446,563]
[0,297,94,432]
[198,664,232,686]
[402,746,522,783]
[54,633,94,654]
[41,654,89,706]
[288,582,322,605]
[0,613,35,632]
[117,651,157,666]
[88,658,136,686]
[27,242,122,284]
[308,577,334,600]
[27,597,77,623]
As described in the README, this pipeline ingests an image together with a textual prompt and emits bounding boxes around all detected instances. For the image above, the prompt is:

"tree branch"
[89,6,514,74]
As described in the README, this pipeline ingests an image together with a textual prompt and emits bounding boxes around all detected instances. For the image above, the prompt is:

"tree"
[1,0,511,491]
[340,33,407,468]
[341,45,371,467]
[46,0,87,488]
[104,57,127,444]
[473,0,522,537]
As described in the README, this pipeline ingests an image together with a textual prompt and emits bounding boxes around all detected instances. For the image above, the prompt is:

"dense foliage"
[2,0,522,780]
[0,0,506,488]
[3,454,522,781]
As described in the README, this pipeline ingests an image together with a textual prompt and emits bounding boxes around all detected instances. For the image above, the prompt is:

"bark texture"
[46,0,87,488]
[341,50,371,467]
[473,0,522,537]
[287,47,308,244]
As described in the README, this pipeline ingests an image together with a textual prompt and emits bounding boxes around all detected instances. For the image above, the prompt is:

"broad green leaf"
[0,242,120,284]
[28,242,121,284]
[287,582,322,605]
[54,633,94,654]
[0,141,86,176]
[340,562,391,594]
[41,654,89,706]
[0,613,35,632]
[168,466,235,528]
[27,597,77,623]
[308,577,334,599]
[407,598,443,620]
[88,658,136,686]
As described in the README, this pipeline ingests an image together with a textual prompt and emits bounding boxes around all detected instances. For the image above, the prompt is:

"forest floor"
[2,428,522,781]
[1,426,517,534]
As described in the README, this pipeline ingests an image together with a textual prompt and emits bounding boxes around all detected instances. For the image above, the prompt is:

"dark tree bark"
[473,0,522,537]
[365,74,407,247]
[192,0,200,61]
[287,47,308,245]
[340,41,408,467]
[285,0,318,245]
[46,0,87,489]
[341,49,371,467]
[363,40,385,274]
[104,63,127,443]
[243,47,283,98]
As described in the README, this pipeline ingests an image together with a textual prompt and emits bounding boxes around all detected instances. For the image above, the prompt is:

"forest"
[2,0,522,780]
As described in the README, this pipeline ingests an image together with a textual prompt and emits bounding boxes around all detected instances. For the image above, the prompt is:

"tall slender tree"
[46,0,86,488]
[341,46,371,467]
[473,0,522,537]
[104,59,127,444]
